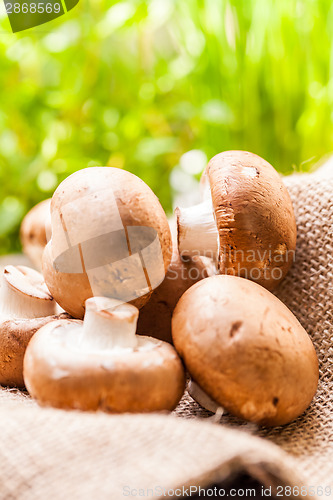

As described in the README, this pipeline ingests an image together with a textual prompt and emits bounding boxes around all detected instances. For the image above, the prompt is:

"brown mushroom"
[42,167,172,318]
[176,151,297,291]
[20,199,51,270]
[0,265,68,388]
[172,275,319,426]
[137,246,216,343]
[24,297,185,412]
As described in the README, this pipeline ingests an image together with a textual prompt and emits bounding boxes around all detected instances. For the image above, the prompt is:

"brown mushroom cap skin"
[137,246,215,343]
[42,247,93,319]
[42,167,172,318]
[0,313,70,388]
[23,319,185,412]
[0,265,69,388]
[172,275,319,426]
[20,199,51,270]
[206,151,297,290]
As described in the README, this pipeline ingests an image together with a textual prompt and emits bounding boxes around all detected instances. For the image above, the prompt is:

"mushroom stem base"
[79,298,138,351]
[176,200,218,261]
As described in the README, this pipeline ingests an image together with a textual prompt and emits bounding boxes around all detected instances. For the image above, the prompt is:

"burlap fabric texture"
[176,166,333,496]
[0,166,332,500]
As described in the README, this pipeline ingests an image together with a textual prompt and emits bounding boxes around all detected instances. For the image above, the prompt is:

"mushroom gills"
[0,266,55,320]
[0,265,65,388]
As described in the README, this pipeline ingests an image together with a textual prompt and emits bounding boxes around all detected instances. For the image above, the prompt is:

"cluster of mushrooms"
[2,150,318,426]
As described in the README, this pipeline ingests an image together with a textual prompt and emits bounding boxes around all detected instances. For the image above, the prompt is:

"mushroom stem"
[0,266,55,320]
[176,199,218,260]
[188,380,222,415]
[80,297,139,351]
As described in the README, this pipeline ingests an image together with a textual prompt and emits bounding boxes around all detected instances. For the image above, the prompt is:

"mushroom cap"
[20,199,51,270]
[23,319,185,413]
[172,275,319,426]
[0,265,67,388]
[0,313,70,388]
[42,167,172,318]
[204,151,297,290]
[137,246,215,343]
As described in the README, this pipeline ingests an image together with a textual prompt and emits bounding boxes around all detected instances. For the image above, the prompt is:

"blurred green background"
[0,0,332,254]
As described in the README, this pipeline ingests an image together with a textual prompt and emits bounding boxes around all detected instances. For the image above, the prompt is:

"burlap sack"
[0,166,332,499]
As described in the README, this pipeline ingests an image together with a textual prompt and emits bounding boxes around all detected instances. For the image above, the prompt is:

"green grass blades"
[0,0,332,253]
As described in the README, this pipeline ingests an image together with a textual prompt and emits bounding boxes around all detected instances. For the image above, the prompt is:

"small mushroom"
[42,167,172,318]
[0,265,68,388]
[176,151,297,291]
[137,246,216,343]
[172,275,319,426]
[24,296,185,412]
[20,199,51,270]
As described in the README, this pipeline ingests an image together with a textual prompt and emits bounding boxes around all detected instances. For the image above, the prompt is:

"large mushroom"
[0,265,68,388]
[172,275,319,426]
[176,151,297,290]
[20,199,51,270]
[42,167,172,318]
[24,297,185,412]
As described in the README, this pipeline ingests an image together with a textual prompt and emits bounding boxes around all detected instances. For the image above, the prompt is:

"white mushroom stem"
[176,199,219,260]
[0,266,55,320]
[80,297,139,351]
[188,379,223,415]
